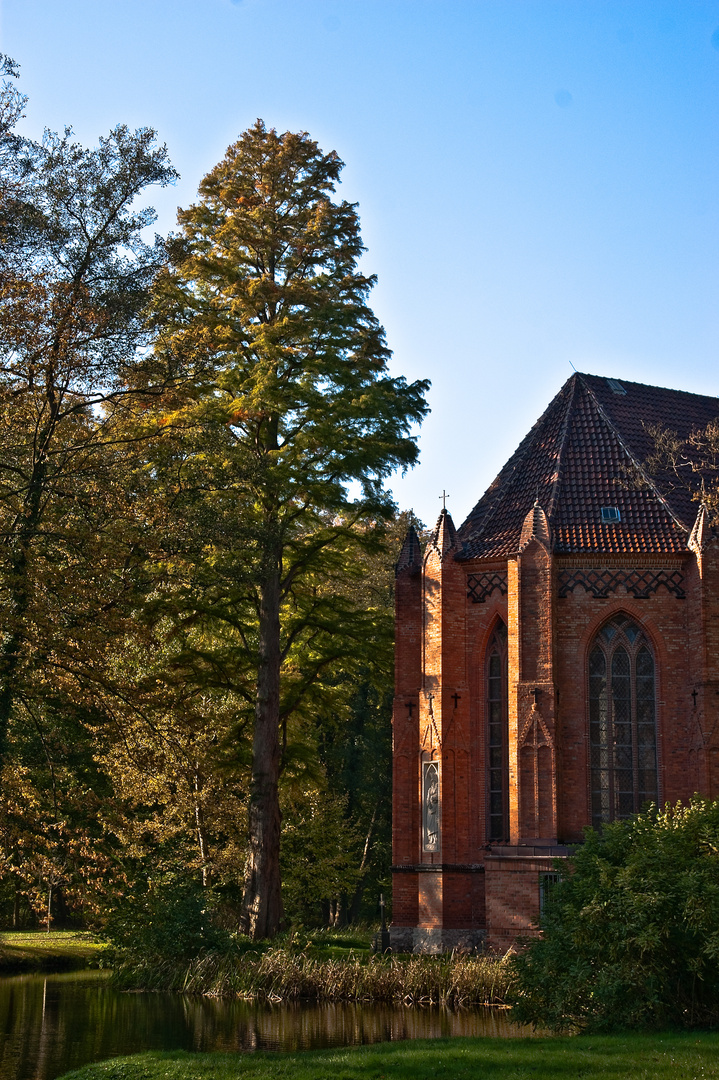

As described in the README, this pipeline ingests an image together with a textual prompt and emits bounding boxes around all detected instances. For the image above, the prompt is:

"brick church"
[391,372,719,953]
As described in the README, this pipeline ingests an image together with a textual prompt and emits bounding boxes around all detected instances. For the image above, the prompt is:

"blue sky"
[3,0,719,527]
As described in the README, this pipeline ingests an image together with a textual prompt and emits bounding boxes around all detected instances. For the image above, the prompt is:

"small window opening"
[606,378,626,395]
[539,872,560,914]
[601,506,621,523]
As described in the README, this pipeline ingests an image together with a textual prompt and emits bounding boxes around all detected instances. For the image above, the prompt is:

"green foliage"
[510,798,719,1031]
[0,85,424,943]
[136,119,430,735]
[104,878,232,964]
[280,790,363,923]
[0,58,179,930]
[131,121,429,936]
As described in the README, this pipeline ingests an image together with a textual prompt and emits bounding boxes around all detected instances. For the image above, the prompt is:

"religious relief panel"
[422,760,440,852]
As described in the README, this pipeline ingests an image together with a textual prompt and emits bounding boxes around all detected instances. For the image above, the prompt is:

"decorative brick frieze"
[392,863,485,873]
[467,571,508,603]
[558,567,685,600]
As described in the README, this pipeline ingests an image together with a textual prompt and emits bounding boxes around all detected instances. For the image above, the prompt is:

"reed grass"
[113,948,515,1006]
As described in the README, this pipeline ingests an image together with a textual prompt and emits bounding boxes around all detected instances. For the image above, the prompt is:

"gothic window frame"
[486,618,509,842]
[587,613,660,829]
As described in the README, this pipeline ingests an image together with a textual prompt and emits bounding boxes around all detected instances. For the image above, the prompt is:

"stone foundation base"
[389,926,486,954]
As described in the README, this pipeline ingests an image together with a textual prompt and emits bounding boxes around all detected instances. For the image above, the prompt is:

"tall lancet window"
[486,620,509,841]
[589,614,658,828]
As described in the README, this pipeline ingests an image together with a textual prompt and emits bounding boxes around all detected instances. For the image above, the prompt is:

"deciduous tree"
[0,86,176,764]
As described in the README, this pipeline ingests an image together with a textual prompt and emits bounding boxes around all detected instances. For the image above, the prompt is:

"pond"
[0,969,532,1080]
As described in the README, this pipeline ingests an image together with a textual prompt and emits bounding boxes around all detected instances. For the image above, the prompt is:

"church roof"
[458,373,719,558]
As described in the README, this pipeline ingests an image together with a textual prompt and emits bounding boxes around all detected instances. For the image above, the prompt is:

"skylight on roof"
[606,378,626,395]
[601,506,621,523]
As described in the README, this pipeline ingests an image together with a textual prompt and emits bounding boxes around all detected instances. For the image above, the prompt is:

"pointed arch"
[486,617,509,841]
[588,612,658,827]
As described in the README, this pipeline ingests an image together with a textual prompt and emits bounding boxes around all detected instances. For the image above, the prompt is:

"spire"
[429,508,460,561]
[395,524,423,576]
[519,500,550,551]
[688,503,710,554]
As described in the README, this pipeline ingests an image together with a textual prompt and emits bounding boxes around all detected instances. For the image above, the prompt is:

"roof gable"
[458,373,719,559]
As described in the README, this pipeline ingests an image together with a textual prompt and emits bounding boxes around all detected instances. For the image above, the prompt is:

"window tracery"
[589,614,658,827]
[487,620,509,841]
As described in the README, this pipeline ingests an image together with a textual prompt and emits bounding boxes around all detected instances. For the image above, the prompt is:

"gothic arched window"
[588,614,658,828]
[486,620,509,841]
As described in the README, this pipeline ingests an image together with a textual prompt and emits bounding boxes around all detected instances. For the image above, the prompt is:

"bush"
[510,798,719,1032]
[104,878,233,963]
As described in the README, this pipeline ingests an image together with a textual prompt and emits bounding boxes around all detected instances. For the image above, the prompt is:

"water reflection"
[0,970,531,1080]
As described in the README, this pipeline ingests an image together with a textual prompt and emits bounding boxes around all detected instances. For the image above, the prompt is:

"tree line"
[0,57,429,939]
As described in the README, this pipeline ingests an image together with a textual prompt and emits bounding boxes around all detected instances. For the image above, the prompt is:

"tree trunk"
[0,547,31,762]
[242,567,283,939]
[349,807,377,922]
[194,766,211,887]
[0,454,48,763]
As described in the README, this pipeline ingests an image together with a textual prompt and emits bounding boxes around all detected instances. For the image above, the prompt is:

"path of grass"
[59,1032,719,1080]
[0,930,106,972]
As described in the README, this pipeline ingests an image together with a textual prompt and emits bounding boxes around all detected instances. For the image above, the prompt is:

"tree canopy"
[139,120,429,937]
[0,70,429,940]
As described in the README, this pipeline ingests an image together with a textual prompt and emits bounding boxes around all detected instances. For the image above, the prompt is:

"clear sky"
[3,0,719,528]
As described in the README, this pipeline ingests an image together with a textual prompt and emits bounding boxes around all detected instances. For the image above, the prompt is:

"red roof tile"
[458,373,719,558]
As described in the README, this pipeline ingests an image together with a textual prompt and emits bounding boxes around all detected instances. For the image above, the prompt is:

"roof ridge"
[580,372,719,403]
[545,373,577,523]
[577,373,689,536]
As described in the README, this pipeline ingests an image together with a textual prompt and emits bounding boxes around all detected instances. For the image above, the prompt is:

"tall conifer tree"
[148,121,429,938]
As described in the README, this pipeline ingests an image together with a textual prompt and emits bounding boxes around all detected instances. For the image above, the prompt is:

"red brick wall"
[554,555,697,841]
[485,855,556,952]
[393,533,713,948]
[693,539,719,796]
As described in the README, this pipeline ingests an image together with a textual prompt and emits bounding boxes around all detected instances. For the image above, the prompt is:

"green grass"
[288,927,374,960]
[58,1032,719,1080]
[0,930,106,972]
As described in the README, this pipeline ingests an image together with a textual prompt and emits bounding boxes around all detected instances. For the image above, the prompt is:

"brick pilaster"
[512,503,558,843]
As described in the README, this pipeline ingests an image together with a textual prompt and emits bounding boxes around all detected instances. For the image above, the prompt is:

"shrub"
[104,878,232,963]
[510,798,719,1032]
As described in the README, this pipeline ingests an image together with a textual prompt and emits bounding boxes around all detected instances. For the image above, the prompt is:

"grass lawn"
[0,930,106,972]
[59,1032,719,1080]
[283,927,374,961]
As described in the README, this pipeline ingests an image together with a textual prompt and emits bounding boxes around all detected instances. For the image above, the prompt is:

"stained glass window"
[589,615,658,827]
[487,621,508,841]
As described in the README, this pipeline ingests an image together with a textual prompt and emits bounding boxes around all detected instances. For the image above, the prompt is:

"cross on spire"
[439,489,450,511]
